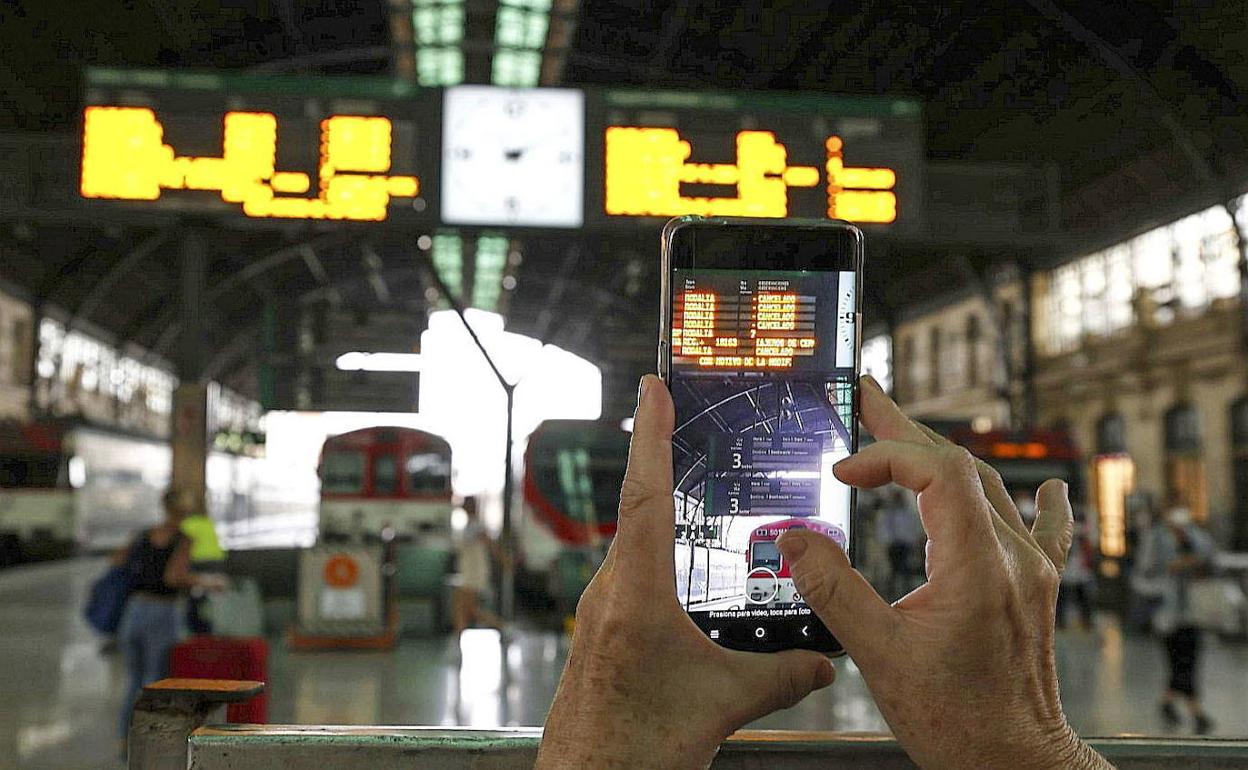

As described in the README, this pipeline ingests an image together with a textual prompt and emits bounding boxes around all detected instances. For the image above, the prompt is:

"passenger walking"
[1128,499,1168,631]
[451,497,505,637]
[1146,506,1216,734]
[1057,512,1097,630]
[116,490,224,741]
[178,494,226,634]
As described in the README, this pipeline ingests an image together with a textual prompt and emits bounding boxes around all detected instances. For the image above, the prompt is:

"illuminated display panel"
[76,71,925,231]
[78,70,431,223]
[591,89,923,230]
[672,270,855,373]
[669,265,857,641]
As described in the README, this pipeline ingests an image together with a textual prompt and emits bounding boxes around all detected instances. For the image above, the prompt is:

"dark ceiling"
[1,0,1246,418]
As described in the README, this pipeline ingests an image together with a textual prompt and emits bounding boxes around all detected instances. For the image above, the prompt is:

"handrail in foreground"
[129,679,1248,769]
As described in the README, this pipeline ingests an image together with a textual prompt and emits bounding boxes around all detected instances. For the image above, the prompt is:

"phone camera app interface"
[671,268,856,641]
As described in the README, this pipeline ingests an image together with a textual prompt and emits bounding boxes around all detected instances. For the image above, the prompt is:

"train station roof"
[1,2,1246,415]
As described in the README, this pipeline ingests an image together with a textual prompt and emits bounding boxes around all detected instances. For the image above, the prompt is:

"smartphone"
[659,216,863,655]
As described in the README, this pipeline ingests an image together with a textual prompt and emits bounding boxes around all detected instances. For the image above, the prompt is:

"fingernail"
[861,373,882,392]
[777,530,808,561]
[815,658,835,688]
[637,376,651,408]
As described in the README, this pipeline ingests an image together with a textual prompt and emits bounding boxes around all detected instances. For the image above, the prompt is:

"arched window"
[965,314,981,388]
[1164,403,1207,522]
[1232,397,1248,548]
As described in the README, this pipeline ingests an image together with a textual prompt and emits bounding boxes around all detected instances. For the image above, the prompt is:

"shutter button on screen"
[754,626,766,639]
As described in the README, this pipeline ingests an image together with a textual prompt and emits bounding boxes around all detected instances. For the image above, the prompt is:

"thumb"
[778,528,895,657]
[1031,478,1074,573]
[721,649,835,724]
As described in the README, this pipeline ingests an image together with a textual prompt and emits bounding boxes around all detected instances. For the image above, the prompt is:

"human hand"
[197,573,228,593]
[536,375,836,769]
[777,376,1112,770]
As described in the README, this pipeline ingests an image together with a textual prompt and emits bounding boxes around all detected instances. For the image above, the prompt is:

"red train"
[317,426,453,540]
[745,517,846,606]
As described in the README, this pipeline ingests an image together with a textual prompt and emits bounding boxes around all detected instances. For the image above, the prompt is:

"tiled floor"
[3,558,1248,769]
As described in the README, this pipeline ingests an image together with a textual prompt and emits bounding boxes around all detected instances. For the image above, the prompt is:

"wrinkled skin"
[537,375,1113,770]
[777,375,1111,769]
[536,375,834,769]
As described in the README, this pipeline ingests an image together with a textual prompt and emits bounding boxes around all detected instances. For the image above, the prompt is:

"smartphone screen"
[661,219,862,654]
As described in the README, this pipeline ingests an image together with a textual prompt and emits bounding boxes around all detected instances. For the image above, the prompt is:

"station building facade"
[1031,202,1247,549]
[891,281,1024,431]
[893,198,1248,551]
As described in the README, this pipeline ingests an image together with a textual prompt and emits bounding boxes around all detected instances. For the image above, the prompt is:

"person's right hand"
[777,376,1111,770]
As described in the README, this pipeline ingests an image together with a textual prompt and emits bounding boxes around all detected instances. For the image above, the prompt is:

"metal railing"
[130,679,1248,770]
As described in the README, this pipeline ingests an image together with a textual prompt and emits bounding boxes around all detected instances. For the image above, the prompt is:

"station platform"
[3,558,1248,769]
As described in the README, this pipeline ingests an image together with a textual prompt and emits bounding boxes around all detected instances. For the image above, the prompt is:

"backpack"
[83,541,139,634]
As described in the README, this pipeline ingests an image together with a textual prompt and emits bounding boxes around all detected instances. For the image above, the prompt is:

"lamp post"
[418,246,519,623]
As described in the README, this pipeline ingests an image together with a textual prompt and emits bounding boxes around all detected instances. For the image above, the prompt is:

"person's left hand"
[536,375,836,769]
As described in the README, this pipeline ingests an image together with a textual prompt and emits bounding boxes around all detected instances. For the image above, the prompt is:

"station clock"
[440,86,585,228]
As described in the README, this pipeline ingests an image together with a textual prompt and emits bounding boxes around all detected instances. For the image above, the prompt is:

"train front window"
[322,451,365,494]
[751,540,782,571]
[0,454,62,488]
[407,452,450,495]
[373,453,399,495]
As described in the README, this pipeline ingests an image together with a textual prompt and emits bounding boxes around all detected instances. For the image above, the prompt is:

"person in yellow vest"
[171,490,226,633]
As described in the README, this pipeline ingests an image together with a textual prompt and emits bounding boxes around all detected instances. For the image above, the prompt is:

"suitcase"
[170,636,269,723]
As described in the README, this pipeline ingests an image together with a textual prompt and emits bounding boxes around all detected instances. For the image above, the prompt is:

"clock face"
[441,86,585,227]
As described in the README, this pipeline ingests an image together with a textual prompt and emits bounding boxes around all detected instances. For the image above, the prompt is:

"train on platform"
[316,426,454,542]
[745,517,846,607]
[0,418,306,565]
[519,419,630,612]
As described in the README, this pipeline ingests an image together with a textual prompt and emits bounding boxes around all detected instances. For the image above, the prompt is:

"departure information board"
[77,69,924,230]
[707,477,822,518]
[708,434,823,473]
[671,270,855,372]
[79,69,433,224]
[591,89,924,230]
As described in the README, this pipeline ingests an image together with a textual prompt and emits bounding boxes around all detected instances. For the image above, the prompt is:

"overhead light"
[335,352,424,372]
[473,233,508,311]
[431,230,463,304]
[414,0,465,86]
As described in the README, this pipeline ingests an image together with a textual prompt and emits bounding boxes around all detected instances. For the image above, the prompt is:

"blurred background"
[0,1,1247,767]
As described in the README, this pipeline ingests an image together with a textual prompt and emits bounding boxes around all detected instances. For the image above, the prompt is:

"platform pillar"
[170,231,210,511]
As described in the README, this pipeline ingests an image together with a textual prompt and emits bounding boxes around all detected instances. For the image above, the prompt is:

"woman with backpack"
[115,489,224,742]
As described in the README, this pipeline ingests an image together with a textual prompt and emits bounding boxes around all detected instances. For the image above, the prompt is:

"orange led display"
[80,106,419,221]
[825,136,897,224]
[604,128,819,218]
[672,289,817,371]
[605,127,898,224]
